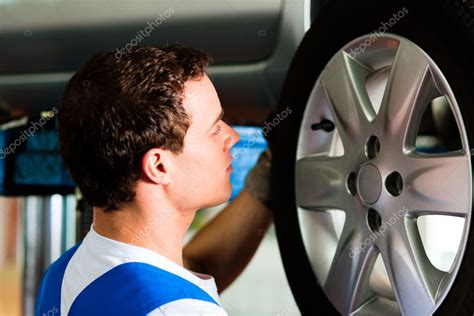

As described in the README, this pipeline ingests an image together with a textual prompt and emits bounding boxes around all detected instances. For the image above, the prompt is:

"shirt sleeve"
[147,298,228,316]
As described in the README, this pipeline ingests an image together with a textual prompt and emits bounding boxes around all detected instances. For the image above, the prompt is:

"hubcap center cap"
[357,163,382,204]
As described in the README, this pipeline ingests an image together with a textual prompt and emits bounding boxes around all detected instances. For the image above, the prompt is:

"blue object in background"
[0,116,75,195]
[415,146,450,154]
[229,126,267,201]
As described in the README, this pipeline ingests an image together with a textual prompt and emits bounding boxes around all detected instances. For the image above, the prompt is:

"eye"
[212,125,223,135]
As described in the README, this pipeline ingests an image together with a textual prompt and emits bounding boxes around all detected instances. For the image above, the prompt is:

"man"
[35,44,273,315]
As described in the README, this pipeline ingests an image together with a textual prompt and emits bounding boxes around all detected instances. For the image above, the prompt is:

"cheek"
[180,139,228,182]
[195,139,226,164]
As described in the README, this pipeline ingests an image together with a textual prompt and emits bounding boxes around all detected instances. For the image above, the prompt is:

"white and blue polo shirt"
[35,226,228,315]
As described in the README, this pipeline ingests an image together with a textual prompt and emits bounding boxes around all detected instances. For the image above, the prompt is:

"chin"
[217,187,233,204]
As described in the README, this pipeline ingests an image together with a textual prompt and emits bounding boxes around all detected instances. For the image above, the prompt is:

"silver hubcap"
[295,34,472,315]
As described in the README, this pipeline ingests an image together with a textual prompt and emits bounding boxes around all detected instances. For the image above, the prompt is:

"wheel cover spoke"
[403,151,470,217]
[295,154,351,211]
[377,40,442,149]
[321,51,375,147]
[324,222,378,314]
[377,218,444,315]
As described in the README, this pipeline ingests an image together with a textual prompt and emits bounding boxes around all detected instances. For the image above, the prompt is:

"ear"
[142,148,171,185]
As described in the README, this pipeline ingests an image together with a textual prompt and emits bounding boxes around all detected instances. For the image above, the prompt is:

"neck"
[93,200,195,267]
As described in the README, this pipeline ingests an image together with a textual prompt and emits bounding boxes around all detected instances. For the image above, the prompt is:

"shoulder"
[148,298,228,316]
[35,243,82,316]
[69,262,225,315]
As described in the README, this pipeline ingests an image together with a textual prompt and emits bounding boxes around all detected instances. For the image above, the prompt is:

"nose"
[224,126,240,151]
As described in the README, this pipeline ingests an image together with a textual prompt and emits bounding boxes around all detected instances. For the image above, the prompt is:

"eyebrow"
[206,109,224,133]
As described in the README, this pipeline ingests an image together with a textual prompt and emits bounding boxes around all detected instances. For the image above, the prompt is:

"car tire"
[271,0,474,315]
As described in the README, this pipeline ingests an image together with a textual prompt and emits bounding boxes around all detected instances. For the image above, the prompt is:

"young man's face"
[169,74,240,210]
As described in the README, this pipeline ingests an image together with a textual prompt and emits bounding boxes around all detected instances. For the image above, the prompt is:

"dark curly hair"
[58,44,212,211]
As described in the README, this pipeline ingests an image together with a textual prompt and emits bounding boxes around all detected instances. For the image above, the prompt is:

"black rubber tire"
[270,0,474,315]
